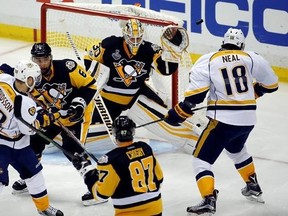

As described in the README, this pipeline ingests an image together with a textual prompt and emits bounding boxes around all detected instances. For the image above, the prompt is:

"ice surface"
[0,38,287,216]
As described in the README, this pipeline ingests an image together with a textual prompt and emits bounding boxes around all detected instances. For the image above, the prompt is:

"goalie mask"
[122,19,144,56]
[112,116,136,143]
[222,28,245,50]
[14,60,42,92]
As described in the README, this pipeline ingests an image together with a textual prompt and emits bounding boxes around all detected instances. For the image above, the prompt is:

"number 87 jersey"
[95,141,163,215]
[184,50,278,126]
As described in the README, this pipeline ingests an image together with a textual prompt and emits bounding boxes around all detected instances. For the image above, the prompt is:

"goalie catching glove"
[165,101,194,125]
[67,97,87,122]
[161,25,189,63]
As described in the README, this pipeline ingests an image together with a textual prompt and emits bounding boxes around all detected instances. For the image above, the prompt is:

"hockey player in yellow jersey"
[165,28,279,215]
[0,60,63,216]
[72,115,163,216]
[11,43,98,205]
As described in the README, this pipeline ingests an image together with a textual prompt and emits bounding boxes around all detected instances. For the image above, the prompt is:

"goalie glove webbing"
[161,26,189,63]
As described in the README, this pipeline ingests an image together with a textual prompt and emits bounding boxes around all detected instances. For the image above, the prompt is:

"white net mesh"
[42,3,192,108]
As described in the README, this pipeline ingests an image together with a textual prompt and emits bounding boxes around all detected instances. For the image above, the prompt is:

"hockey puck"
[196,19,204,25]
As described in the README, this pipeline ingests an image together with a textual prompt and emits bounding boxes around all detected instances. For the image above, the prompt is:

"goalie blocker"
[127,95,202,154]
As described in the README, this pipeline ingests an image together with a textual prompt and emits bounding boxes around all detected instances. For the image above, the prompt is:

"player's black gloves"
[165,101,194,125]
[0,63,14,75]
[67,97,86,122]
[72,152,98,191]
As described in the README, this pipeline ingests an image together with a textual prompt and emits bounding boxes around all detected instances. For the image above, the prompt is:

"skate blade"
[187,212,214,216]
[82,199,108,206]
[245,194,265,204]
[12,188,29,195]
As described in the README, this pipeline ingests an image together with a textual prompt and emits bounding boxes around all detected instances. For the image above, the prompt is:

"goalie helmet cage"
[40,2,191,108]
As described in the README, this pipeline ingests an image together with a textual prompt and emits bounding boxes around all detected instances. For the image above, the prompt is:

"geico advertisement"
[73,0,287,66]
[0,0,287,67]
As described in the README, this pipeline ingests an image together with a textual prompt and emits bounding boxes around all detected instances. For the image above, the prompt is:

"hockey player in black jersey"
[83,20,201,197]
[72,115,164,216]
[11,43,99,205]
[84,19,180,120]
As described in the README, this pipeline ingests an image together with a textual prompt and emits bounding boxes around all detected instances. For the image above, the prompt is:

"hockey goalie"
[84,19,203,153]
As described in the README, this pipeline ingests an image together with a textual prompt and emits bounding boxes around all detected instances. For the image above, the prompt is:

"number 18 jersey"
[185,50,278,126]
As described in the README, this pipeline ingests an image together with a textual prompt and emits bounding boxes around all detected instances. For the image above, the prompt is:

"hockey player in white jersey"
[0,60,63,216]
[165,28,279,215]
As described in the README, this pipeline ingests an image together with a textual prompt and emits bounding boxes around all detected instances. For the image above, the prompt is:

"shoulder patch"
[98,155,109,164]
[151,43,162,53]
[28,106,36,116]
[65,60,76,71]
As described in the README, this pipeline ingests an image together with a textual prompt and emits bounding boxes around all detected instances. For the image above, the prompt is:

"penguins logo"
[113,59,146,86]
[39,83,72,109]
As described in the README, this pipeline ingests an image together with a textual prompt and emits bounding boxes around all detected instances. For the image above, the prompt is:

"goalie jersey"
[184,50,278,126]
[31,59,97,127]
[94,141,163,215]
[84,36,178,106]
[0,74,37,149]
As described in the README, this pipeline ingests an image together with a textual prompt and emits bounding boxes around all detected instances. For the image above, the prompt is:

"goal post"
[40,2,192,108]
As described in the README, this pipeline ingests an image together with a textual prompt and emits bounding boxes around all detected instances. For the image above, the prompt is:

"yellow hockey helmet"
[122,19,144,56]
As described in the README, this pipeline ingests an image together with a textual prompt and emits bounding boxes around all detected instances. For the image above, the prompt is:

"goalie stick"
[26,92,99,163]
[136,105,208,128]
[14,95,75,159]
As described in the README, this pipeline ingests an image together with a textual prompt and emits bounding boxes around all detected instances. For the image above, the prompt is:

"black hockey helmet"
[31,43,52,57]
[112,116,136,142]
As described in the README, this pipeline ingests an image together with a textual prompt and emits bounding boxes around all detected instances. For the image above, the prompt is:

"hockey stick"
[66,32,82,61]
[14,95,75,159]
[26,92,99,163]
[65,31,115,143]
[136,105,208,128]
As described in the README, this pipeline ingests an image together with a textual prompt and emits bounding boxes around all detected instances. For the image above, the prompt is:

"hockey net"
[40,2,192,109]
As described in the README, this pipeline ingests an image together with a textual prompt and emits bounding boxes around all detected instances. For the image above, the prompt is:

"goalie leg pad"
[128,95,202,153]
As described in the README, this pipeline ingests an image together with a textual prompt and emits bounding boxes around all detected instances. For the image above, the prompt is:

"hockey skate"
[82,191,108,206]
[241,173,264,203]
[187,189,219,216]
[38,205,64,216]
[12,179,28,194]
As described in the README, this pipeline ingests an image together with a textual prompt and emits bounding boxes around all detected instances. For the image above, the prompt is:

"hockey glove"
[161,26,189,63]
[35,110,60,128]
[165,102,194,125]
[72,152,98,191]
[67,97,86,122]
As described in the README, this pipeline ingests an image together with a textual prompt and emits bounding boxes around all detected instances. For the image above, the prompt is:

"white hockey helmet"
[222,28,245,50]
[14,60,42,92]
[122,19,144,55]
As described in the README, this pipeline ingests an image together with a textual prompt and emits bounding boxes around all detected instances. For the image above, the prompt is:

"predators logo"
[38,83,72,109]
[28,106,36,116]
[113,59,146,86]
